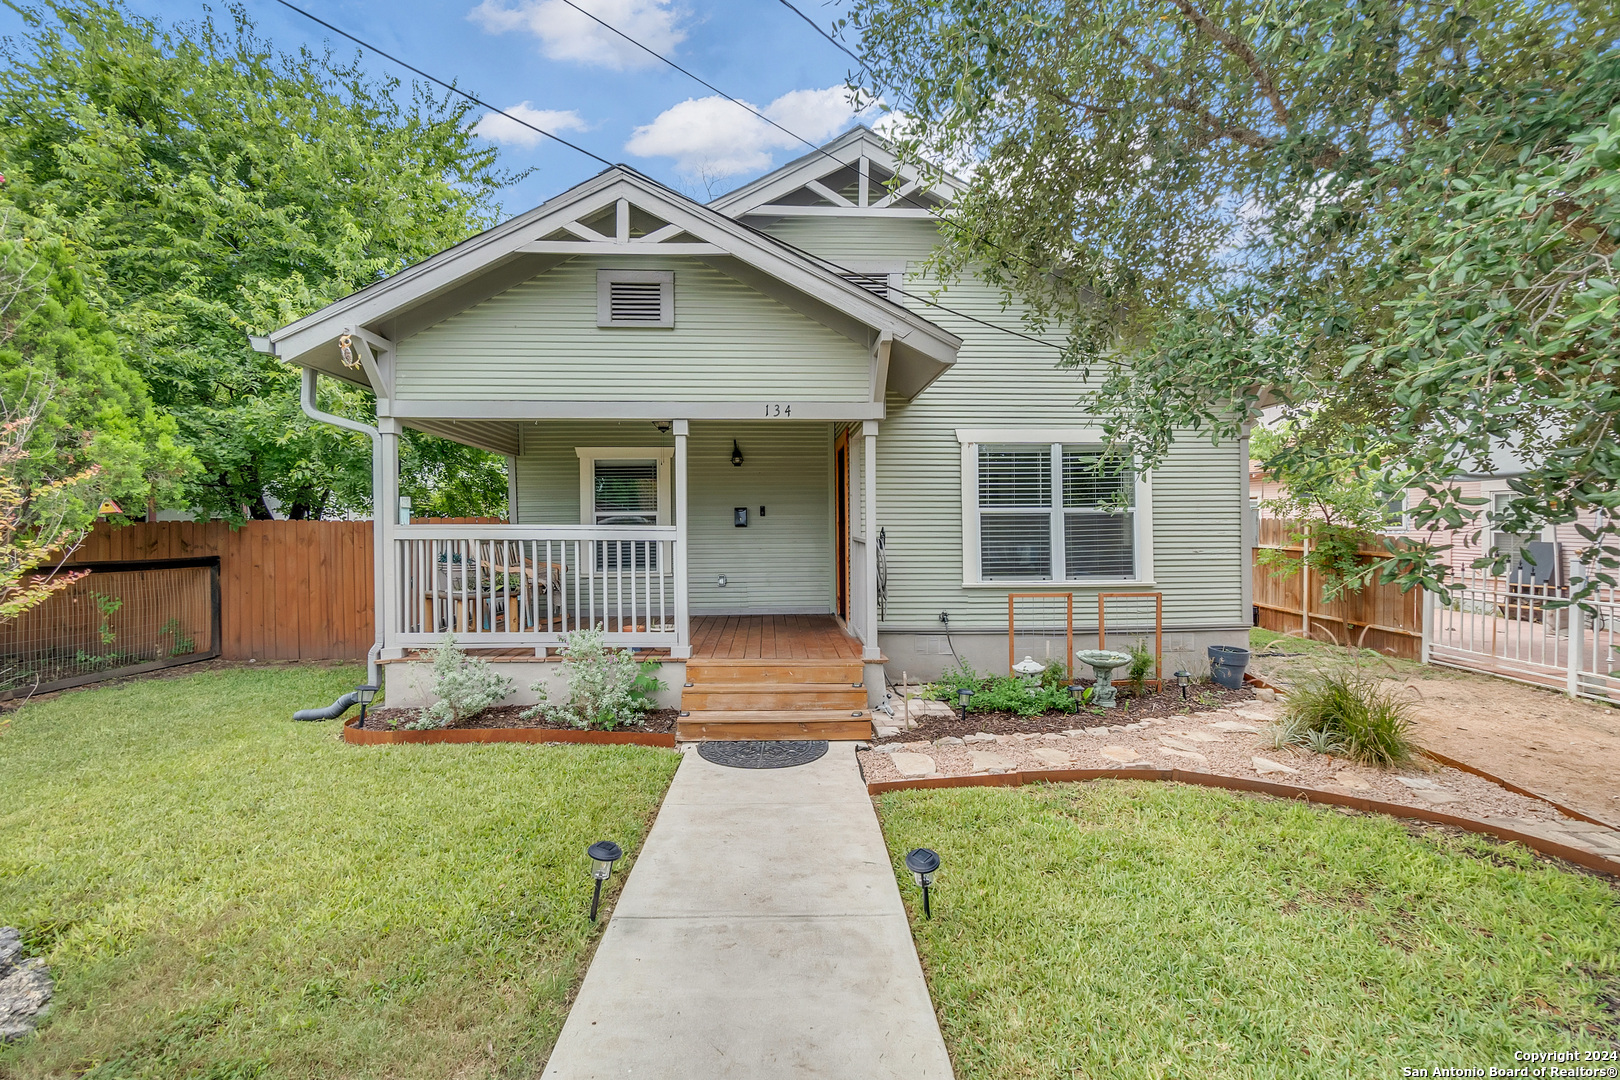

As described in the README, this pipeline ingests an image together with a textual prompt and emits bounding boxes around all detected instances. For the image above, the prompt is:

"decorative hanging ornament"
[338,333,359,369]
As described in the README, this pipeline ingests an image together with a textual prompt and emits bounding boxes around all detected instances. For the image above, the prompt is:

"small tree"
[0,392,97,619]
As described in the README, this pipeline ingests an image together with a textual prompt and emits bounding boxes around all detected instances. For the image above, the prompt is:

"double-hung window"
[576,447,673,570]
[960,431,1149,584]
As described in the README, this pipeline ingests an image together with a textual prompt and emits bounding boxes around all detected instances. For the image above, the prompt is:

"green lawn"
[878,782,1620,1080]
[0,665,680,1079]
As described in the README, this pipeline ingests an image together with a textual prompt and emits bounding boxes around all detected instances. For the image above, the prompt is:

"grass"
[878,781,1620,1080]
[0,664,681,1080]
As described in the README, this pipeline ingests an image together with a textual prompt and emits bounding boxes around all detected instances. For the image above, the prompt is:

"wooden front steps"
[678,658,873,742]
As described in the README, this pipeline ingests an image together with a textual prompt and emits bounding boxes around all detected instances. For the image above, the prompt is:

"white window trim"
[576,447,674,525]
[596,269,675,328]
[956,428,1154,588]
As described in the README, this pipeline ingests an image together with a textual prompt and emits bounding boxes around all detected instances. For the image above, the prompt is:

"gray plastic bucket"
[1207,645,1250,690]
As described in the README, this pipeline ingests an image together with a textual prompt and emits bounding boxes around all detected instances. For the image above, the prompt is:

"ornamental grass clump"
[1274,664,1417,767]
[525,628,664,730]
[403,634,513,730]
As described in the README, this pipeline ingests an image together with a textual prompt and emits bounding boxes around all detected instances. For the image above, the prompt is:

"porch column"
[378,417,403,660]
[862,420,881,661]
[672,419,691,659]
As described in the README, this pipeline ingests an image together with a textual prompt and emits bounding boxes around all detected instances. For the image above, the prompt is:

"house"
[255,128,1253,739]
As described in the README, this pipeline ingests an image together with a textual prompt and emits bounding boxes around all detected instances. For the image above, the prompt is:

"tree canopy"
[846,0,1620,594]
[0,1,517,520]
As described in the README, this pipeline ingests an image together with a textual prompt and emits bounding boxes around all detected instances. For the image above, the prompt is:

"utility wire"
[773,0,869,78]
[271,0,614,168]
[267,0,1064,351]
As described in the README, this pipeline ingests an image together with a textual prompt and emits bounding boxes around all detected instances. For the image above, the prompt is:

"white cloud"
[472,103,589,149]
[625,85,877,178]
[468,0,686,71]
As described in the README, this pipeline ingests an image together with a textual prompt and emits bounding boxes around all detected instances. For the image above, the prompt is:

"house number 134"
[764,404,791,417]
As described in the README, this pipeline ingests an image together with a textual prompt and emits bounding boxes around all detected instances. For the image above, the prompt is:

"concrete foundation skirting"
[877,626,1252,683]
[385,660,686,711]
[865,768,1620,878]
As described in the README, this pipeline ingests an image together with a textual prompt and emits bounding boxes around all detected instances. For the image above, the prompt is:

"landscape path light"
[956,686,973,723]
[355,683,379,725]
[1175,671,1192,701]
[904,848,941,919]
[587,840,623,921]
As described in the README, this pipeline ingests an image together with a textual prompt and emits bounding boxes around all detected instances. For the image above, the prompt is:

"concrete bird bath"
[1076,649,1132,709]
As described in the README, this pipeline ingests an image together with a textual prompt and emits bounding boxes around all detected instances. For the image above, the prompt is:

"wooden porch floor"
[690,615,863,660]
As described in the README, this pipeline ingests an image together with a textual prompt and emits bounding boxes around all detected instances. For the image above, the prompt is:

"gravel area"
[857,699,1620,856]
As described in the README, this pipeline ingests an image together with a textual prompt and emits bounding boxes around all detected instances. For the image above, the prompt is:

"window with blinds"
[597,270,674,327]
[977,444,1135,580]
[595,460,659,569]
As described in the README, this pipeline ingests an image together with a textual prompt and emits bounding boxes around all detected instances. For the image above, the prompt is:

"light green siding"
[395,255,871,401]
[514,420,833,615]
[761,215,1247,634]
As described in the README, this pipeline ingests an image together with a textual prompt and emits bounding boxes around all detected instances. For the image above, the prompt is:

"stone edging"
[342,718,676,748]
[865,768,1620,878]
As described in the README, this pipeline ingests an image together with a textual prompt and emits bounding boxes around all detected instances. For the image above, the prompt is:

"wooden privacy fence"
[66,520,375,661]
[1252,517,1424,660]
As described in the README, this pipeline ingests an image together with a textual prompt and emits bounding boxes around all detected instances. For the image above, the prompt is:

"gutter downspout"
[299,366,385,688]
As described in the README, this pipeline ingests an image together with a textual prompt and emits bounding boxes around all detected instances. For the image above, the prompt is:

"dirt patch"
[876,684,1256,744]
[359,706,678,734]
[1250,643,1620,825]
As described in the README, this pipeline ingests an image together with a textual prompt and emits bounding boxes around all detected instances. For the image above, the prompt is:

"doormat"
[697,740,829,769]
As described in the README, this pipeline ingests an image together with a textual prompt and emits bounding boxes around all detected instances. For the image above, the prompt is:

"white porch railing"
[391,524,679,650]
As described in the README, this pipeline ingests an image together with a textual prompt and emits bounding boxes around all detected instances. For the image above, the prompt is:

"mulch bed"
[358,706,679,733]
[878,684,1256,744]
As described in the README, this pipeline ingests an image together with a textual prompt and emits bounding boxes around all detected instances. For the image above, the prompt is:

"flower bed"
[344,706,679,746]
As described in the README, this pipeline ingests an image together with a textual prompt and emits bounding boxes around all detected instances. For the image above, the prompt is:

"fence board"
[65,521,375,661]
[1253,518,1424,659]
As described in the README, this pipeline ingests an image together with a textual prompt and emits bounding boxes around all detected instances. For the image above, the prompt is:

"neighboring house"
[257,128,1251,739]
[1250,463,1603,586]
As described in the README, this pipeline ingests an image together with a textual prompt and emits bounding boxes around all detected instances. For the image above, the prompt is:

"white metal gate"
[1425,569,1620,702]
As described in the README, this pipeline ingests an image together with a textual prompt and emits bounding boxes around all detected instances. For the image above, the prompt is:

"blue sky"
[0,0,872,216]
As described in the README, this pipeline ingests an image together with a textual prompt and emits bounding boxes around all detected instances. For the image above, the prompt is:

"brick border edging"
[866,768,1620,878]
[342,718,676,748]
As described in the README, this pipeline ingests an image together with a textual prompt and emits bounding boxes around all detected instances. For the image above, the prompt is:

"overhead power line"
[265,0,1064,351]
[773,0,869,77]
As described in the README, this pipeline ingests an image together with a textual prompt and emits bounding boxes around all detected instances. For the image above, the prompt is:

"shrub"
[406,634,513,730]
[524,629,656,730]
[1125,639,1155,697]
[1276,665,1417,767]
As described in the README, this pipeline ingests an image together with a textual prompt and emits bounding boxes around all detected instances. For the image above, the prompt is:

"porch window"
[577,447,674,571]
[958,430,1151,585]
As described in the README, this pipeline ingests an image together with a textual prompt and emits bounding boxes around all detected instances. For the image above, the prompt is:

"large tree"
[846,0,1620,594]
[0,1,516,520]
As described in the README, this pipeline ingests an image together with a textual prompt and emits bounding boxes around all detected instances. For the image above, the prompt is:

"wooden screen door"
[834,428,850,619]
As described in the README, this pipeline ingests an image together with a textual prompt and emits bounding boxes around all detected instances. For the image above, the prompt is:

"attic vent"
[838,272,892,298]
[597,270,675,328]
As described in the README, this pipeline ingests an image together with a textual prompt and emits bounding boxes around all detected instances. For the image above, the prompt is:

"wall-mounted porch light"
[653,420,672,434]
[731,440,744,467]
[904,847,941,919]
[1175,670,1192,700]
[956,686,973,723]
[586,840,623,921]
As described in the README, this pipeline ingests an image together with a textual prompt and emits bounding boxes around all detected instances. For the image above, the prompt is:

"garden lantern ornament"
[586,840,623,921]
[1011,655,1045,683]
[1174,670,1192,700]
[905,847,941,918]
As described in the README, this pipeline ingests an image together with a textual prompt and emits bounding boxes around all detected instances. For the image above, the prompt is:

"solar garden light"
[905,848,941,919]
[1174,670,1192,701]
[586,840,623,921]
[956,686,973,723]
[355,683,380,724]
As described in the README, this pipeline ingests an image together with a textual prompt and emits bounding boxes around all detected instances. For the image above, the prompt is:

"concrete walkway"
[542,742,954,1079]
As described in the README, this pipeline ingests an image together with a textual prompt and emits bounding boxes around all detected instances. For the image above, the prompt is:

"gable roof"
[265,160,961,400]
[709,126,967,220]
